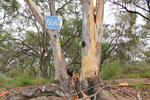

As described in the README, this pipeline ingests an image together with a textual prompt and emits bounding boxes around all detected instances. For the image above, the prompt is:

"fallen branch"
[140,92,150,98]
[107,85,137,99]
[118,89,137,98]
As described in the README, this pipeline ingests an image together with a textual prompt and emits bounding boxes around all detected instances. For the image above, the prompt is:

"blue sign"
[45,15,60,30]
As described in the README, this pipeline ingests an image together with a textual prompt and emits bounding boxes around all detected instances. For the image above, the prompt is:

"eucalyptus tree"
[60,18,82,73]
[24,0,117,99]
[109,0,150,21]
[101,12,145,65]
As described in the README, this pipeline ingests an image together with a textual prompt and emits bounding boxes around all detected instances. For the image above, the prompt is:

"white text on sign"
[45,15,60,30]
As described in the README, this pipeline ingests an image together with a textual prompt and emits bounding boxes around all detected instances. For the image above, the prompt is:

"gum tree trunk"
[24,0,69,81]
[73,0,106,99]
[81,0,104,81]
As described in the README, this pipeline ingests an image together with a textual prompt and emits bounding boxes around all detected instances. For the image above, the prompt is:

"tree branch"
[56,0,72,14]
[109,0,150,21]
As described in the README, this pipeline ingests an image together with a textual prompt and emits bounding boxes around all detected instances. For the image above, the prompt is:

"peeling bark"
[77,0,105,99]
[24,0,69,81]
[81,0,104,81]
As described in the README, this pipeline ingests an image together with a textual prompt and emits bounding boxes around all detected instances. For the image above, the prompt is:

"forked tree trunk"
[7,0,117,100]
[81,0,104,81]
[72,0,105,98]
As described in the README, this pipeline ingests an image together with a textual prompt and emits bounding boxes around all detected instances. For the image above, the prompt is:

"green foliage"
[5,87,9,91]
[8,76,54,87]
[101,42,110,60]
[100,60,150,80]
[9,71,22,78]
[100,61,123,80]
[0,73,12,87]
[122,61,150,74]
[19,76,32,86]
[10,76,32,87]
[141,71,150,78]
[0,73,8,83]
[60,18,82,73]
[142,49,150,64]
[24,31,39,46]
[121,73,140,78]
[130,80,144,91]
[0,97,5,100]
[0,83,6,87]
[32,76,54,85]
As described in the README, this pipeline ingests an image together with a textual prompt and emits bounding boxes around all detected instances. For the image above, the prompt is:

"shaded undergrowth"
[100,61,150,80]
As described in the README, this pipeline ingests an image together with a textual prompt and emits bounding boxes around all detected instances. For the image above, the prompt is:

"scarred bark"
[80,0,103,83]
[74,0,105,99]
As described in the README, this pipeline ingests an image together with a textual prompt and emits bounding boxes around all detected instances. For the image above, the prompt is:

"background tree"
[101,12,145,64]
[109,0,150,21]
[0,0,81,79]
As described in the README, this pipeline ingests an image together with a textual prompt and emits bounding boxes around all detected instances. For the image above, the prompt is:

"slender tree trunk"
[25,0,70,81]
[32,66,37,79]
[39,62,48,79]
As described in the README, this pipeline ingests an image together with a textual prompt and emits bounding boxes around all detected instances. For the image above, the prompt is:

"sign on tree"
[45,15,60,30]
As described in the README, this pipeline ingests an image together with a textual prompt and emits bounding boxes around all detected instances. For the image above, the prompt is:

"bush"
[32,76,54,85]
[0,73,8,83]
[0,83,6,87]
[122,61,150,74]
[20,76,32,86]
[141,71,150,78]
[100,61,123,80]
[10,76,32,87]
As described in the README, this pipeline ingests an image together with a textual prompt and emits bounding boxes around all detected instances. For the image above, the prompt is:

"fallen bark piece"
[0,91,12,97]
[114,82,129,87]
[81,90,90,100]
[143,82,150,85]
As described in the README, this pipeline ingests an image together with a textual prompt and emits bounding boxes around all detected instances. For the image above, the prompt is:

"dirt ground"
[103,78,150,100]
[0,78,150,100]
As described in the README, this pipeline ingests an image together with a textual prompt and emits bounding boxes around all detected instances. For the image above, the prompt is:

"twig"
[140,92,150,98]
[79,87,105,100]
[65,83,104,98]
[105,88,118,98]
[118,89,137,98]
[107,85,137,98]
[79,85,118,100]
